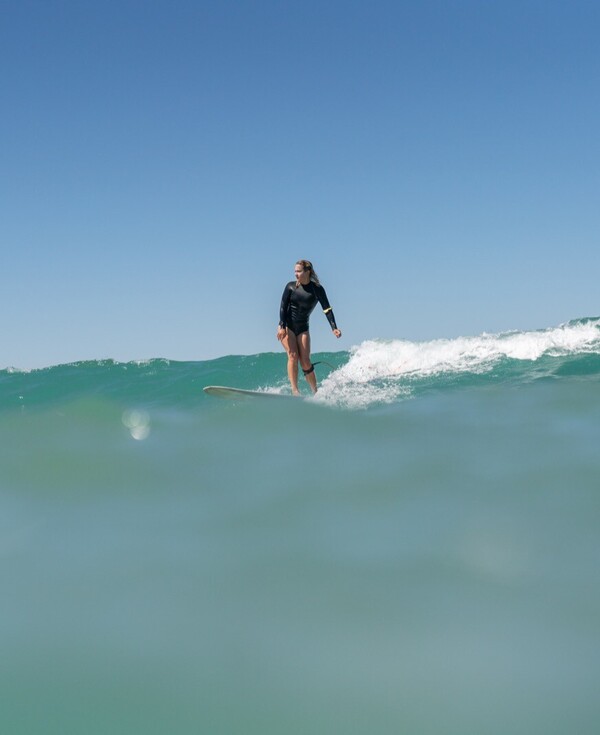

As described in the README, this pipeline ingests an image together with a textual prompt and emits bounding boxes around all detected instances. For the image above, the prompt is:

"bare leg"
[280,329,301,394]
[297,332,317,394]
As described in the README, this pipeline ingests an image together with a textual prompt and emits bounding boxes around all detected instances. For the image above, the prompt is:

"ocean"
[1,316,599,734]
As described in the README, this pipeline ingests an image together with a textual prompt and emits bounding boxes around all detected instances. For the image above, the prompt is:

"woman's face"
[294,264,305,280]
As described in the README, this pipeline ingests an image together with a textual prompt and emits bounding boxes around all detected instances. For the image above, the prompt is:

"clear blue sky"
[2,0,599,369]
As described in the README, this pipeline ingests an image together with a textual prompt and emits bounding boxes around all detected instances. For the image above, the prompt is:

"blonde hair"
[296,259,321,286]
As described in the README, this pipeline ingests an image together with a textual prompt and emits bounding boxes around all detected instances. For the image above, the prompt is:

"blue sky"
[2,0,599,368]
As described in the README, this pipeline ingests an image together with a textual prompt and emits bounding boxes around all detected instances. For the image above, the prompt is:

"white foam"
[316,318,600,409]
[3,366,32,374]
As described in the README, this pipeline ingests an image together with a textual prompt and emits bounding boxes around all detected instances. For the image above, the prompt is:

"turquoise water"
[1,317,600,734]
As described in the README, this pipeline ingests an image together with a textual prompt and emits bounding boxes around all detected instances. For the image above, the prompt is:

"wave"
[2,317,599,412]
[316,316,600,408]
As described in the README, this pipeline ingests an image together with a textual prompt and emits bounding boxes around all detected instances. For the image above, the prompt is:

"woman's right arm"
[277,283,292,339]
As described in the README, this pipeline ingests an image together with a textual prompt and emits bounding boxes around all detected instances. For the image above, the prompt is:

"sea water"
[1,317,599,734]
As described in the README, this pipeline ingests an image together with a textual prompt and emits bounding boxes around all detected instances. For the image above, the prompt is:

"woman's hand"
[333,329,342,338]
[276,326,286,342]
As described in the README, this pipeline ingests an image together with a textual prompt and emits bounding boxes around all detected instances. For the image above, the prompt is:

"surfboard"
[203,385,299,399]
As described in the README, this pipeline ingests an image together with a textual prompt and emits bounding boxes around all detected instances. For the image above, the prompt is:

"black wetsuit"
[279,280,338,336]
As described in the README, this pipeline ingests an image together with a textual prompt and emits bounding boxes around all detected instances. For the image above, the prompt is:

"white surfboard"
[203,385,299,399]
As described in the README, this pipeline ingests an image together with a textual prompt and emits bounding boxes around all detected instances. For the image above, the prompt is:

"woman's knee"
[288,351,299,363]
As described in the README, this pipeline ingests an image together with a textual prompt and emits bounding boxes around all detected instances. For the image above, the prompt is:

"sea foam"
[316,317,600,408]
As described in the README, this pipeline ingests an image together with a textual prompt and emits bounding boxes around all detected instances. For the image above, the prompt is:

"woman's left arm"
[316,285,341,338]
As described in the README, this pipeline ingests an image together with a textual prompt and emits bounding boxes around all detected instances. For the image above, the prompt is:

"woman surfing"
[277,260,342,395]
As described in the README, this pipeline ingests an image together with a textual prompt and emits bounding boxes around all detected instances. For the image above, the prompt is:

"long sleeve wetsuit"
[279,281,338,336]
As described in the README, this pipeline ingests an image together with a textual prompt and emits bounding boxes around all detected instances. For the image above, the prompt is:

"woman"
[277,260,342,394]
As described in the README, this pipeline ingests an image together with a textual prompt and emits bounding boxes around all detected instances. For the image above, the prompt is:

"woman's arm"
[316,285,341,336]
[277,283,293,340]
[279,283,292,329]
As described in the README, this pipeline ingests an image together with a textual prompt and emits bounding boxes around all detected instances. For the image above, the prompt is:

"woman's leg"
[297,332,317,393]
[280,329,300,394]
